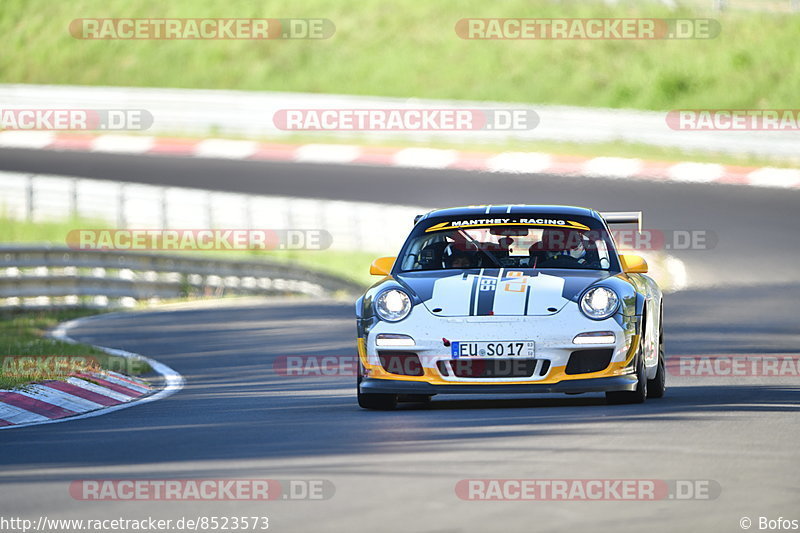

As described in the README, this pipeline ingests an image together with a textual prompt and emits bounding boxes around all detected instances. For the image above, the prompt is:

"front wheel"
[357,390,398,410]
[606,354,647,405]
[647,350,666,399]
[357,362,397,410]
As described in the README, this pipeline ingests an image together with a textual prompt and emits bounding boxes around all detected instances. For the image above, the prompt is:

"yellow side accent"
[369,256,396,276]
[620,254,649,274]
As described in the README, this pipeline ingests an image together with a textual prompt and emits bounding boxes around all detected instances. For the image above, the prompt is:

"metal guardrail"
[0,84,797,158]
[0,171,424,255]
[0,245,365,309]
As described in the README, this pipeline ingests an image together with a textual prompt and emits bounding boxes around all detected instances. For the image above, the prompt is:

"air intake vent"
[565,349,614,375]
[378,352,424,376]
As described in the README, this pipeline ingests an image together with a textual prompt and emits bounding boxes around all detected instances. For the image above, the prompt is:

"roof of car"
[417,205,598,222]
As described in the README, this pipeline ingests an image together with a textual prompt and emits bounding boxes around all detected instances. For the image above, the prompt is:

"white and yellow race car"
[355,205,665,409]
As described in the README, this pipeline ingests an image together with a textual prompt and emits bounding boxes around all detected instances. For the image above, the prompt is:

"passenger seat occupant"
[530,229,589,266]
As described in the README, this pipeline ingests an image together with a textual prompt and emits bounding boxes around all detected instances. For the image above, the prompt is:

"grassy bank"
[0,309,152,389]
[1,0,797,111]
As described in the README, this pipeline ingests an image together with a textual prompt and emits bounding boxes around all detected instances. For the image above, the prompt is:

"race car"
[355,205,665,409]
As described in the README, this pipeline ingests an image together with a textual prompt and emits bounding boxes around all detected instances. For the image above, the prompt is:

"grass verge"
[2,0,798,111]
[0,308,152,390]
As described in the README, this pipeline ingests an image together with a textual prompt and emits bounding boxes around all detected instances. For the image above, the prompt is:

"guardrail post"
[71,178,79,219]
[245,197,253,229]
[206,192,214,228]
[160,186,168,228]
[118,183,127,228]
[26,174,34,221]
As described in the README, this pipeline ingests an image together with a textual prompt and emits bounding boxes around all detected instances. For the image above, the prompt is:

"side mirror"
[370,256,396,276]
[619,254,648,274]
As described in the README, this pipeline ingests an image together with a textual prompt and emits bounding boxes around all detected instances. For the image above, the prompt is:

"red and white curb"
[1,130,799,189]
[0,315,184,430]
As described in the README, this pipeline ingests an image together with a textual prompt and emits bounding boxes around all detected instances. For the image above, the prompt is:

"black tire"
[647,303,666,398]
[358,391,398,410]
[357,362,397,410]
[606,354,647,405]
[647,349,666,399]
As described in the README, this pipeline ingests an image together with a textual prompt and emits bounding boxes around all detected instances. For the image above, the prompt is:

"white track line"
[194,139,259,159]
[15,385,104,412]
[86,371,150,394]
[65,377,135,403]
[392,147,458,169]
[293,144,362,163]
[486,152,552,174]
[583,157,643,179]
[0,403,50,425]
[746,167,800,188]
[667,162,725,183]
[0,130,55,149]
[90,135,155,154]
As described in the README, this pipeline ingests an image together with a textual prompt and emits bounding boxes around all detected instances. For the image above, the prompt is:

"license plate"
[451,341,535,358]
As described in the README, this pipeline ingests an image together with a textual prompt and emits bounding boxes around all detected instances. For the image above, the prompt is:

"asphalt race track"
[1,149,799,532]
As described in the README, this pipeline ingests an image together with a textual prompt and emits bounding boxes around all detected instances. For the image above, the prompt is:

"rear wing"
[599,211,642,232]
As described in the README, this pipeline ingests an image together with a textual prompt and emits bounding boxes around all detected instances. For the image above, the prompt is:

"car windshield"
[397,215,619,272]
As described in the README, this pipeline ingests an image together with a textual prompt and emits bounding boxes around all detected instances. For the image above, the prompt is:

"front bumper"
[359,302,640,388]
[360,374,638,395]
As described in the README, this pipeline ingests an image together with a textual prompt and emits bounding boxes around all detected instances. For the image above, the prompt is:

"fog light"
[376,334,415,347]
[573,331,615,345]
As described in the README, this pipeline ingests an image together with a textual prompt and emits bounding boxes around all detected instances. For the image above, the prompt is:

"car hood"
[395,268,614,317]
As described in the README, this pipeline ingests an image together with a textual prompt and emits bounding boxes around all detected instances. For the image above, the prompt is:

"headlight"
[580,287,619,320]
[374,289,412,322]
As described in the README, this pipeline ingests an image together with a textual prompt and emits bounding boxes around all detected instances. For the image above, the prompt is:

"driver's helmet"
[540,229,587,260]
[442,243,477,268]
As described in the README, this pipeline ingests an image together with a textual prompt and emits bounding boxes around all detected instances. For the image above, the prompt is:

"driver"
[532,229,590,266]
[442,243,478,269]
